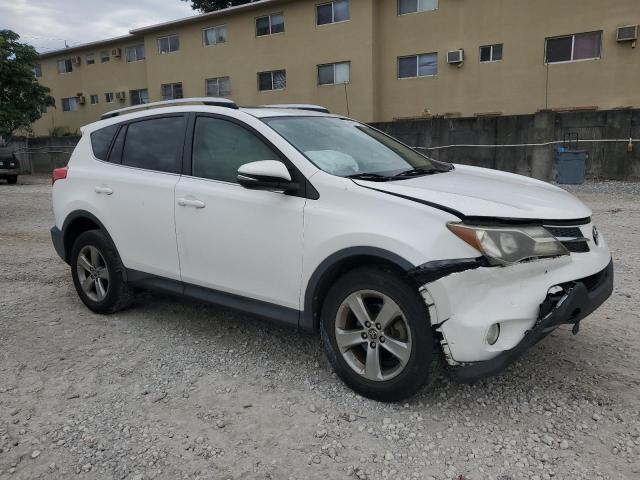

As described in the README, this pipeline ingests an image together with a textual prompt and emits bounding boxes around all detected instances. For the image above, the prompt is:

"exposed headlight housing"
[447,222,569,265]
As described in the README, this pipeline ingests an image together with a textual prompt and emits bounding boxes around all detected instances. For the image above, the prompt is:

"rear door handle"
[177,197,206,209]
[94,185,113,195]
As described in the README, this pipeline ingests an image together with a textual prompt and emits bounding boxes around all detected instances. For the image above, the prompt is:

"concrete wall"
[372,109,640,180]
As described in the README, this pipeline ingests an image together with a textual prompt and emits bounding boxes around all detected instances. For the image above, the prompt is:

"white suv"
[51,98,613,401]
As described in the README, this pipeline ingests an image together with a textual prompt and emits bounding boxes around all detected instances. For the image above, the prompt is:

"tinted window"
[108,125,127,164]
[122,116,185,173]
[90,125,119,160]
[192,117,279,183]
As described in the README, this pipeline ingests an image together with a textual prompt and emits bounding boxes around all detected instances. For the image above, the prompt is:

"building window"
[203,25,228,46]
[130,89,149,106]
[158,34,180,54]
[398,0,438,15]
[258,70,286,91]
[100,51,110,63]
[480,44,503,63]
[398,53,438,78]
[206,76,231,97]
[545,31,602,63]
[57,59,73,74]
[256,14,284,36]
[316,0,350,25]
[126,44,145,62]
[161,83,183,100]
[33,64,42,78]
[318,61,350,85]
[90,94,99,105]
[105,92,115,103]
[62,97,79,112]
[86,53,95,65]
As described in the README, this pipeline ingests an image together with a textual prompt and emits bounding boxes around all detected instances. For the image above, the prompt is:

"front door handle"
[94,185,113,195]
[177,197,206,209]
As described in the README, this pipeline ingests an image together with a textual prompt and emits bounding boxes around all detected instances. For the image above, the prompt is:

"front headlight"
[447,222,569,265]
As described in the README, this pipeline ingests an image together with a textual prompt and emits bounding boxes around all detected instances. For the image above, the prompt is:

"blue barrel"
[555,149,587,185]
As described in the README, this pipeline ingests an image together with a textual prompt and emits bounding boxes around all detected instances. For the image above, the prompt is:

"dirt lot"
[1,175,639,480]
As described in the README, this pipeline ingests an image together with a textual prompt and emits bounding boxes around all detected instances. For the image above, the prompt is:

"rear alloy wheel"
[70,230,134,314]
[320,266,440,402]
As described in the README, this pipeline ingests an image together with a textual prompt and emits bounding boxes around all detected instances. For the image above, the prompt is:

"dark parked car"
[0,146,20,184]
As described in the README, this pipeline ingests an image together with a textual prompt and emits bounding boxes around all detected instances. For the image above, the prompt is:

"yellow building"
[33,0,640,136]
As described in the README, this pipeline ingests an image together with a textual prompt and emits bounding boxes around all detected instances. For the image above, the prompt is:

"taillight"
[52,166,68,185]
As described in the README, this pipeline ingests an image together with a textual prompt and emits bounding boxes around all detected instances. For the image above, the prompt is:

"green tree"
[183,0,253,13]
[0,30,54,139]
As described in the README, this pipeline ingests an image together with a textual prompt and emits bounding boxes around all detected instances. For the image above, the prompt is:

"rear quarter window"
[90,124,119,161]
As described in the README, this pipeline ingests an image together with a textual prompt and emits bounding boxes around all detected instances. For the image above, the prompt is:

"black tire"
[70,230,134,314]
[320,266,440,402]
[7,176,17,185]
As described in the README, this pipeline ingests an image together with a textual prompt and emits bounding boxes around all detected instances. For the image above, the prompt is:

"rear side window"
[121,116,185,173]
[90,125,119,160]
[192,116,279,183]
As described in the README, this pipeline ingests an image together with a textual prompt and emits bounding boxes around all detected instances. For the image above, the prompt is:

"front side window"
[90,124,119,160]
[318,61,350,85]
[545,31,602,63]
[121,116,186,173]
[192,117,279,183]
[264,117,447,177]
[100,51,110,63]
[316,0,350,25]
[161,83,183,100]
[86,53,95,65]
[126,44,145,62]
[398,0,438,15]
[62,97,79,112]
[480,44,503,62]
[90,94,99,105]
[258,70,286,91]
[105,92,115,103]
[256,13,285,36]
[398,52,438,78]
[203,25,228,46]
[130,88,149,106]
[206,76,231,97]
[158,35,180,54]
[57,59,73,74]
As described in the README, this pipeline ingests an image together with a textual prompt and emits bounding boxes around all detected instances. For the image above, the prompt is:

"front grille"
[543,225,590,253]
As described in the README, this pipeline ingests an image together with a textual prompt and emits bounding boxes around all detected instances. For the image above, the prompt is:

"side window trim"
[106,124,127,164]
[186,113,317,199]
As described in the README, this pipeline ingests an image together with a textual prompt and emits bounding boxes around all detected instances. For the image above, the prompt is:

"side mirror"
[237,160,298,193]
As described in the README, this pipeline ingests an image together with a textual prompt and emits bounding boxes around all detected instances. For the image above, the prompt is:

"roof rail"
[259,104,330,113]
[100,97,238,120]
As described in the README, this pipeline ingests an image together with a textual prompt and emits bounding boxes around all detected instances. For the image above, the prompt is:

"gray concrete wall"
[372,109,640,181]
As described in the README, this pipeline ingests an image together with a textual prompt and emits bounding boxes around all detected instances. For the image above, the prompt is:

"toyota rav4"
[50,98,613,401]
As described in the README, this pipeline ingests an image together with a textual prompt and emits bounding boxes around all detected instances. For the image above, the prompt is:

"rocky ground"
[0,175,638,480]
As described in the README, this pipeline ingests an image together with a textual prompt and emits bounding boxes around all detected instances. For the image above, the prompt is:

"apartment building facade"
[32,0,640,136]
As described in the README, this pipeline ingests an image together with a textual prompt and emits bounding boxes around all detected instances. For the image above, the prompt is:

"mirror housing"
[237,160,298,193]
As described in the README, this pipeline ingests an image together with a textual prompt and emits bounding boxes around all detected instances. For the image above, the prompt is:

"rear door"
[88,114,187,280]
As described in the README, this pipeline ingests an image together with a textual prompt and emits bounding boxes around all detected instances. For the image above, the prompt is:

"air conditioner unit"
[71,56,82,65]
[447,49,464,64]
[111,48,122,58]
[617,25,638,42]
[78,95,86,105]
[115,91,127,101]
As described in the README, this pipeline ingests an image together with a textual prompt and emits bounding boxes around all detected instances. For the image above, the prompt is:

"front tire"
[70,230,134,314]
[7,176,17,185]
[320,266,439,402]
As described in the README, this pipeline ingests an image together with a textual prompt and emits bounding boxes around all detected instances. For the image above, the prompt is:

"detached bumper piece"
[453,258,614,383]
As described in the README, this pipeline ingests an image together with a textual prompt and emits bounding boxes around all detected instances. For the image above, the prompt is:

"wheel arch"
[61,210,116,265]
[301,247,415,332]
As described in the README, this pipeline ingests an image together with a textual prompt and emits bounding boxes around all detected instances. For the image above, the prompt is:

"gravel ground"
[1,175,639,480]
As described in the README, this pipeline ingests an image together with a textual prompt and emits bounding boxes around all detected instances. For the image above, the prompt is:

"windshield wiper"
[345,172,393,182]
[393,167,450,178]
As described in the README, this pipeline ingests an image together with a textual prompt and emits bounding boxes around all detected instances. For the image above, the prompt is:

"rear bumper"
[453,258,613,382]
[51,226,67,263]
[0,169,20,176]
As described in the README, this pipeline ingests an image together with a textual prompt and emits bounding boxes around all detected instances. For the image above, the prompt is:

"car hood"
[353,164,591,221]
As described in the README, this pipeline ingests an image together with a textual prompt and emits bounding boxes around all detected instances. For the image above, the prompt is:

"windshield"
[263,117,451,178]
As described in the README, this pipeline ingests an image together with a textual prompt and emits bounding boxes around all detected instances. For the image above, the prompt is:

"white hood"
[354,164,591,221]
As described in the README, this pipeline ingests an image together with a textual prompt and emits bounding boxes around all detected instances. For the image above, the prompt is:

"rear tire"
[320,266,440,402]
[7,176,17,185]
[70,230,134,314]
